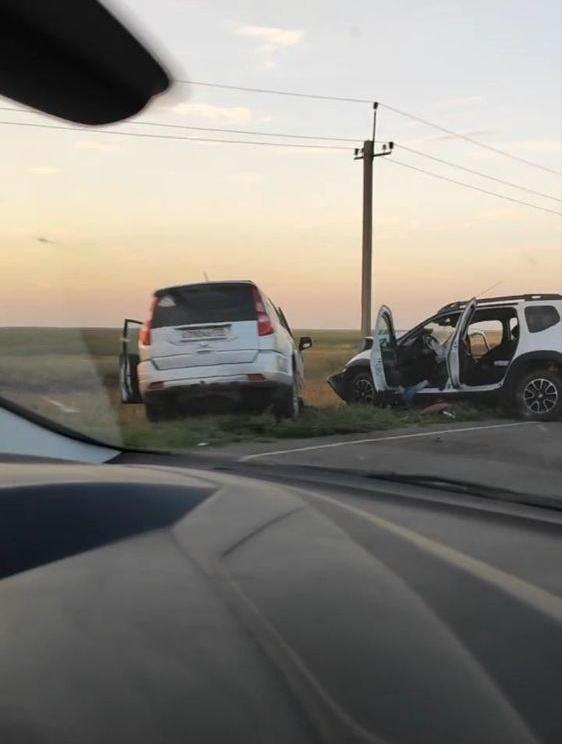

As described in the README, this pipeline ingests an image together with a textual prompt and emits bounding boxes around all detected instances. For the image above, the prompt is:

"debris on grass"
[420,402,451,416]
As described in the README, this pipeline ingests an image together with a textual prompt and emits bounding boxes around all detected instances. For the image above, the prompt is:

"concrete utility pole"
[355,103,393,337]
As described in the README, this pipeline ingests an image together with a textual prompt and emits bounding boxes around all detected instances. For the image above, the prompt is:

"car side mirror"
[299,336,313,351]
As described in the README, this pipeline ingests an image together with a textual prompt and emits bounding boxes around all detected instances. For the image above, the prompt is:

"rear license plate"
[179,326,228,340]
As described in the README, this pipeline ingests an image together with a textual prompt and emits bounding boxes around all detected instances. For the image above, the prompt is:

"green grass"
[0,326,492,449]
[122,402,489,450]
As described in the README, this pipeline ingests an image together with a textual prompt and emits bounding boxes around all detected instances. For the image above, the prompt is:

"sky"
[1,0,560,330]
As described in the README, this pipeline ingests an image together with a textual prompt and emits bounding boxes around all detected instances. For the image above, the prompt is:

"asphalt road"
[201,419,562,502]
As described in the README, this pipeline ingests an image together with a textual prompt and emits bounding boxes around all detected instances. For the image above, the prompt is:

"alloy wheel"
[352,376,375,404]
[522,378,558,414]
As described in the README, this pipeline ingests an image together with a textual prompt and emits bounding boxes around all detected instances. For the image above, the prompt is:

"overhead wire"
[383,158,562,216]
[179,79,562,176]
[394,144,561,202]
[0,118,349,149]
[1,103,559,201]
[0,104,359,143]
[0,115,559,215]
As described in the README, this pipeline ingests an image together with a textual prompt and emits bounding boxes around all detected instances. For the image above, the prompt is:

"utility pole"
[354,103,393,337]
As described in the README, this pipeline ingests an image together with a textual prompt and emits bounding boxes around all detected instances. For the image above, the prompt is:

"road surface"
[199,419,562,502]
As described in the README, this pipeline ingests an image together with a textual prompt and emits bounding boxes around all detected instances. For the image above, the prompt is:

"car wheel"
[512,368,562,421]
[349,369,376,405]
[275,377,300,419]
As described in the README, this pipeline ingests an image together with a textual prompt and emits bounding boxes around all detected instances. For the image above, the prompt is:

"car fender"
[504,351,562,388]
[345,349,371,369]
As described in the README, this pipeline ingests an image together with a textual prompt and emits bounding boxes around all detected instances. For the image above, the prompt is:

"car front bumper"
[327,370,349,401]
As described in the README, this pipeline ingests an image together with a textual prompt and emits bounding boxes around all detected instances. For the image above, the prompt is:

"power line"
[179,79,562,176]
[2,103,559,201]
[177,79,373,105]
[395,144,561,202]
[383,158,562,216]
[132,120,359,142]
[0,118,349,149]
[381,104,562,177]
[2,117,559,216]
[0,105,359,143]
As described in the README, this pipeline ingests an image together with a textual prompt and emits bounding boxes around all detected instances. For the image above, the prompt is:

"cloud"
[164,101,253,125]
[231,22,304,68]
[74,139,117,152]
[27,167,60,175]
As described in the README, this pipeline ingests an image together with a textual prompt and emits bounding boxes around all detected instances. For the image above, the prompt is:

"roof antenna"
[476,280,503,298]
[203,271,210,282]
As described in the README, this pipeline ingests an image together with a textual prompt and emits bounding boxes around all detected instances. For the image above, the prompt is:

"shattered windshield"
[1,0,561,496]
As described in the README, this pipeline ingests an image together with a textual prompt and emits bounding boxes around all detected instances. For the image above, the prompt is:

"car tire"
[511,368,562,421]
[348,369,377,405]
[275,377,300,419]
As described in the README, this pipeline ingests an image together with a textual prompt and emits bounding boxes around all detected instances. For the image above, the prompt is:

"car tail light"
[139,296,158,346]
[252,286,274,336]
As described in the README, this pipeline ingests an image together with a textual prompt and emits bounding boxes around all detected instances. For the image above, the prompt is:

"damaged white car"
[328,294,562,421]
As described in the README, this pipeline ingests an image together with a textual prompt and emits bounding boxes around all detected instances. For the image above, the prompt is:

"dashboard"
[1,454,561,743]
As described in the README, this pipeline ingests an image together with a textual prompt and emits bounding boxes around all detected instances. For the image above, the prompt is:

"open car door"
[447,298,477,388]
[370,305,399,392]
[119,319,143,403]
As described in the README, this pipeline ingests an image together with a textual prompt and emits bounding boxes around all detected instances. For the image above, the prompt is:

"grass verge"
[121,402,492,450]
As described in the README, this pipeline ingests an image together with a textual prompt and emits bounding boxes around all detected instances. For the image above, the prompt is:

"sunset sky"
[1,0,560,330]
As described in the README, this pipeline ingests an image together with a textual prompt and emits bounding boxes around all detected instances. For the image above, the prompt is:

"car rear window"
[524,305,560,333]
[152,284,257,328]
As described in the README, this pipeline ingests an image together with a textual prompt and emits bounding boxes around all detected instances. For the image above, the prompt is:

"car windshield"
[1,0,561,496]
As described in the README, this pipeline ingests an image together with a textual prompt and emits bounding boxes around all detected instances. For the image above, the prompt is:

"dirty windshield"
[1,0,561,496]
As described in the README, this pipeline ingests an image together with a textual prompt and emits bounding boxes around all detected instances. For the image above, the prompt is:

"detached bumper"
[327,371,348,402]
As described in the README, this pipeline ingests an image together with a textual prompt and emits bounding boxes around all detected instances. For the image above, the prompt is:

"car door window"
[376,312,394,349]
[402,314,459,349]
[466,319,503,358]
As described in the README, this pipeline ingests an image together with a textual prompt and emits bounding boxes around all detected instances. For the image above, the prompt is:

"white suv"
[329,294,562,421]
[120,281,312,421]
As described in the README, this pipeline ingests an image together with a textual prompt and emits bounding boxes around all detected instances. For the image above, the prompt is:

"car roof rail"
[438,293,562,313]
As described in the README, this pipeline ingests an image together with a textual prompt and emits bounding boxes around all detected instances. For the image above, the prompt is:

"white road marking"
[240,421,537,461]
[301,488,562,624]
